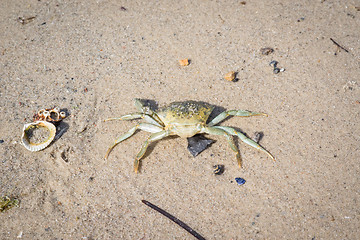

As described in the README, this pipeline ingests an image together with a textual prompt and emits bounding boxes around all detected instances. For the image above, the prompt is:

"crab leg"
[208,110,267,127]
[105,113,164,127]
[104,113,143,121]
[203,127,242,168]
[134,130,170,173]
[104,123,163,160]
[134,98,164,126]
[214,126,275,161]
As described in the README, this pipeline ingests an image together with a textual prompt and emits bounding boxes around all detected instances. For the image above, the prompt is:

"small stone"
[235,177,246,185]
[179,59,190,66]
[187,135,214,157]
[273,68,280,74]
[224,71,236,81]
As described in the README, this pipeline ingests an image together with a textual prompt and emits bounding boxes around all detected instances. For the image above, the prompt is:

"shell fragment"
[21,121,56,152]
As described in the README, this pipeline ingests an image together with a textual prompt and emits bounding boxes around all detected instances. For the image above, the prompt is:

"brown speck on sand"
[179,59,190,66]
[224,71,236,81]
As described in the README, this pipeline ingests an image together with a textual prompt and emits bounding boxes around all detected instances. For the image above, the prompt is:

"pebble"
[224,71,236,81]
[187,135,214,157]
[179,59,190,66]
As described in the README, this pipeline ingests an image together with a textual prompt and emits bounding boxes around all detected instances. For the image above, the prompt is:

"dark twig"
[141,200,206,240]
[330,38,349,53]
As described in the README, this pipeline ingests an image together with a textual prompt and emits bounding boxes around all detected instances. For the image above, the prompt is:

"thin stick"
[141,200,206,240]
[330,38,349,53]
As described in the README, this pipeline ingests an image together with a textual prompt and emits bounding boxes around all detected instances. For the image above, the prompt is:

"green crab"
[105,99,275,173]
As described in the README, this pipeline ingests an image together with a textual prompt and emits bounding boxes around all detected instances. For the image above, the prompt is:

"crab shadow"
[54,107,70,140]
[50,108,70,148]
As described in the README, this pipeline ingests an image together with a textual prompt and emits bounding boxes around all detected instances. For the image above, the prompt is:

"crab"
[104,99,275,173]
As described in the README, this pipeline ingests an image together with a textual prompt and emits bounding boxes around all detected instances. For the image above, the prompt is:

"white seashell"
[21,121,56,152]
[60,111,66,119]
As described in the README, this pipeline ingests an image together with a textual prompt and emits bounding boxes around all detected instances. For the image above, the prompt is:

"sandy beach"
[1,0,359,239]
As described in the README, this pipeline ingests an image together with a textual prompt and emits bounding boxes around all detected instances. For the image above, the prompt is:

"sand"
[1,0,359,239]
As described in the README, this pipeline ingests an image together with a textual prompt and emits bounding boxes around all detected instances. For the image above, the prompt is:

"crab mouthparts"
[169,124,203,138]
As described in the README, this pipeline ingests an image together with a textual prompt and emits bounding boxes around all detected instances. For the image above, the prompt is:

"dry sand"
[1,0,359,239]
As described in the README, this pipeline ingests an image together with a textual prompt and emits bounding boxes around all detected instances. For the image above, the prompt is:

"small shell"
[34,107,66,122]
[273,68,280,74]
[269,60,278,67]
[224,71,236,81]
[213,164,224,175]
[49,109,60,121]
[60,111,66,119]
[21,121,56,152]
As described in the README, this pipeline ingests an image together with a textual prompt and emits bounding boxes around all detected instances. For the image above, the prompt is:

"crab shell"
[156,101,215,138]
[21,121,56,152]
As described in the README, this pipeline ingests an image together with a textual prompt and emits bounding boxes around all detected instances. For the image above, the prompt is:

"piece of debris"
[142,200,206,240]
[179,59,190,66]
[213,164,225,175]
[269,60,285,74]
[235,177,246,185]
[187,135,214,157]
[330,38,349,55]
[0,196,19,212]
[297,17,305,22]
[17,16,36,25]
[252,131,263,143]
[224,71,236,81]
[260,47,274,55]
